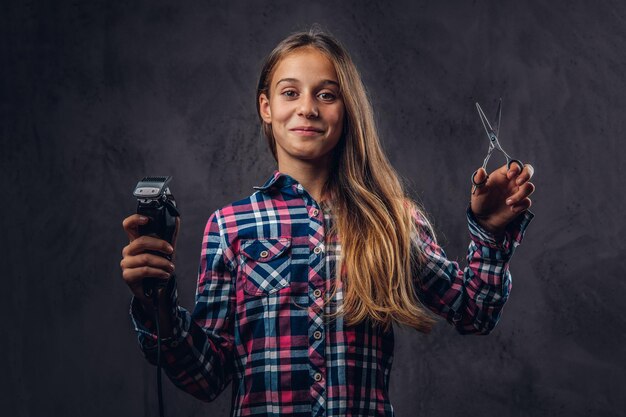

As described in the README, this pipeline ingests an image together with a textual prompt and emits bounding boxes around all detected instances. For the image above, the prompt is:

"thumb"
[169,217,181,261]
[471,168,488,193]
[172,217,181,247]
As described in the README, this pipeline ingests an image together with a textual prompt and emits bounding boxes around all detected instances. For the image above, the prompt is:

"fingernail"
[169,263,175,271]
[167,245,174,253]
[139,216,148,222]
[506,198,513,205]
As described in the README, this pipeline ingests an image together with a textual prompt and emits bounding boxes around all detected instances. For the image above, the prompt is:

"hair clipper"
[133,176,180,297]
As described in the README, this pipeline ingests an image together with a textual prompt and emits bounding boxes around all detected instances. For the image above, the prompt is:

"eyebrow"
[275,78,339,88]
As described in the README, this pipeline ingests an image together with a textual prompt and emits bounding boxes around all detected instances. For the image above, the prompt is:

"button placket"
[306,195,327,411]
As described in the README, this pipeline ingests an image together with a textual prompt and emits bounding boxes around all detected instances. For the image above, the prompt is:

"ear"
[259,93,272,124]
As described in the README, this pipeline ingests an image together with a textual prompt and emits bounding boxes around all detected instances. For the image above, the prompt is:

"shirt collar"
[253,170,302,194]
[253,171,333,212]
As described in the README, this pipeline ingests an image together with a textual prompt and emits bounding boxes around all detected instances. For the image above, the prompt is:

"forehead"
[271,47,338,85]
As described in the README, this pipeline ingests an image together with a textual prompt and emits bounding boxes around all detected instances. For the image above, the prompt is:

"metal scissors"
[471,99,524,194]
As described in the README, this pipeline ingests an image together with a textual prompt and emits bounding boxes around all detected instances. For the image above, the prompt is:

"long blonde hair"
[256,28,437,333]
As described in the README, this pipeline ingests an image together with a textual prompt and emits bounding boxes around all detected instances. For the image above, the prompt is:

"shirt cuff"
[466,205,534,254]
[129,274,189,351]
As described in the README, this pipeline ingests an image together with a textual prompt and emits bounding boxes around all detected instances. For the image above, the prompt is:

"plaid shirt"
[131,170,534,417]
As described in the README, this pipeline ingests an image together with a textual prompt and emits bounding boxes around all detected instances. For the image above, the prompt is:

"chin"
[292,152,324,160]
[287,147,330,161]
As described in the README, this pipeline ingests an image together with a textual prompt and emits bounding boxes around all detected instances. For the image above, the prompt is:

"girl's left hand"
[470,163,535,237]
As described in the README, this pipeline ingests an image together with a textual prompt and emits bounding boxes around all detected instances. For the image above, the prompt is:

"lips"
[290,126,324,133]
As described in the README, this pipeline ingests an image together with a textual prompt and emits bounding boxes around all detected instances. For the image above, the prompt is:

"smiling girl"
[120,28,535,417]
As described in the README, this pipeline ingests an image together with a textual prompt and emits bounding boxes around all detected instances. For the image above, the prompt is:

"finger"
[122,266,171,283]
[506,162,522,180]
[125,235,174,257]
[471,168,489,194]
[122,214,149,241]
[505,182,536,205]
[515,163,535,185]
[510,197,532,213]
[120,253,175,273]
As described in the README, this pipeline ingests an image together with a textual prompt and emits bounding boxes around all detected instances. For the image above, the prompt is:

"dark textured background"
[2,1,625,416]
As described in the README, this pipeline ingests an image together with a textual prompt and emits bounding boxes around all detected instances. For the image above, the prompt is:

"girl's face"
[259,47,345,168]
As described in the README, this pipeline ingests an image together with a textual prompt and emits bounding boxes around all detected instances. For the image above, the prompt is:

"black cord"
[151,288,165,417]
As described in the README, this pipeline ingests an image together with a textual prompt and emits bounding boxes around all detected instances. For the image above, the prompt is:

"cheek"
[330,107,345,134]
[270,102,292,123]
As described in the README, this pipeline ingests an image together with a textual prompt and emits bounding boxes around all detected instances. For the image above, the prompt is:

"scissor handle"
[471,169,488,187]
[507,159,524,172]
[472,159,523,195]
[471,169,488,194]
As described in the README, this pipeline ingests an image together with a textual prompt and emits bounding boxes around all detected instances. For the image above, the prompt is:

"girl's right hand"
[120,214,179,304]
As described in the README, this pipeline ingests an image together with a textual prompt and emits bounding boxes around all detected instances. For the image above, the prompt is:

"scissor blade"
[475,102,496,140]
[495,98,502,138]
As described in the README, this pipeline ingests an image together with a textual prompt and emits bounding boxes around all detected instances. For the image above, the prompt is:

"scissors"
[471,99,524,194]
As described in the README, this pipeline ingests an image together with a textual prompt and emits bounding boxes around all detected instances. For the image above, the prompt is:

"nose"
[297,93,319,118]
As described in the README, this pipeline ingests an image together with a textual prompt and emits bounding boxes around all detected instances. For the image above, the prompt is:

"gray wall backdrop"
[2,1,624,416]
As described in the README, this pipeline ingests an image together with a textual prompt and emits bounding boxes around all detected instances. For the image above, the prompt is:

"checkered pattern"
[131,170,534,416]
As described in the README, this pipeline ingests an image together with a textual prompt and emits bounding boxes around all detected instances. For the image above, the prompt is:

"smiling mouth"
[290,127,324,136]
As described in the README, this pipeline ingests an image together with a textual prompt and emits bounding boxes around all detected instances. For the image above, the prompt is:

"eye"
[318,91,337,101]
[281,90,298,98]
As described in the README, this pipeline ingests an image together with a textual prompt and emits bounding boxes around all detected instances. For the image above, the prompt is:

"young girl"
[120,29,535,417]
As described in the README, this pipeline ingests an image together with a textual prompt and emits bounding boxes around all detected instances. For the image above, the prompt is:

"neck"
[278,157,332,204]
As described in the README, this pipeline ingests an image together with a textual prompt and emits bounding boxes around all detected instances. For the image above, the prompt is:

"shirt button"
[312,208,319,217]
[313,289,322,298]
[259,250,269,258]
[314,372,322,382]
[313,330,322,340]
[313,246,323,255]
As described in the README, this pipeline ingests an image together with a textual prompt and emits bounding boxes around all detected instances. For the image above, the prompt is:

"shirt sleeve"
[128,209,237,402]
[412,206,534,334]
